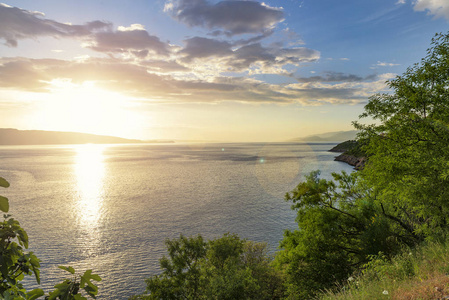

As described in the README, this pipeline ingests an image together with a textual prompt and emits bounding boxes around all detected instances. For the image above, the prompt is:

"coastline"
[329,140,366,170]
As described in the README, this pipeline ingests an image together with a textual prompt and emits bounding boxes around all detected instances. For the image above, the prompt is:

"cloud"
[87,25,171,56]
[374,61,400,67]
[141,60,189,73]
[0,57,392,105]
[0,58,49,91]
[0,4,392,106]
[176,36,320,75]
[413,0,449,21]
[180,37,233,62]
[226,44,320,74]
[0,4,172,57]
[0,3,110,47]
[164,0,284,36]
[296,72,376,83]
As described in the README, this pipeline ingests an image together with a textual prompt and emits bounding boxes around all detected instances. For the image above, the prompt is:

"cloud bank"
[0,57,392,105]
[0,2,394,107]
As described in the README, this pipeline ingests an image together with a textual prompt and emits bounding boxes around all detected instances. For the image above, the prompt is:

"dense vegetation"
[130,234,284,299]
[273,32,449,299]
[2,32,449,299]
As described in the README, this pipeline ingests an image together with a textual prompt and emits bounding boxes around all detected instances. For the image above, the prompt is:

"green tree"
[276,32,449,299]
[144,235,207,300]
[135,233,284,300]
[354,32,449,239]
[275,171,409,299]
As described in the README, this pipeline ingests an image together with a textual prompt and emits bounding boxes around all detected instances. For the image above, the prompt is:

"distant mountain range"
[290,130,358,142]
[0,128,146,145]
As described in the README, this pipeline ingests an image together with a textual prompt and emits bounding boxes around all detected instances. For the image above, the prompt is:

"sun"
[33,79,145,138]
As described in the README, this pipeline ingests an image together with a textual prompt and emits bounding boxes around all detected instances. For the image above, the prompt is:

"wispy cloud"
[373,61,400,68]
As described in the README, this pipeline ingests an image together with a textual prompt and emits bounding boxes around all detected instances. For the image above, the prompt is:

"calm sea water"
[0,142,353,299]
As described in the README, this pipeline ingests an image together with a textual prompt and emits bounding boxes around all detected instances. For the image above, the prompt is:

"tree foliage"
[134,233,284,300]
[276,32,449,299]
[275,171,410,299]
[354,32,449,239]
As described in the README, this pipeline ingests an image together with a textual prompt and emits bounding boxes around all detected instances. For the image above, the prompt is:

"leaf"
[26,288,44,300]
[0,196,9,213]
[0,255,8,278]
[73,294,88,300]
[58,265,76,274]
[89,273,101,282]
[0,177,9,188]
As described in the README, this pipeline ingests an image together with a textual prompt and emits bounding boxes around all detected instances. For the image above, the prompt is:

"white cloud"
[413,0,449,21]
[117,24,146,32]
[375,61,400,67]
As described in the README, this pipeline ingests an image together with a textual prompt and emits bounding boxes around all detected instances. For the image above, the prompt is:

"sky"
[0,0,448,142]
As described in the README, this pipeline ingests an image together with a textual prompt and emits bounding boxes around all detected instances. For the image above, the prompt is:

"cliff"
[334,154,367,170]
[330,140,366,170]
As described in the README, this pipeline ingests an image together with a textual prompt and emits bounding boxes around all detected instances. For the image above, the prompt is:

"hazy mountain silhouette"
[0,128,144,145]
[290,130,358,142]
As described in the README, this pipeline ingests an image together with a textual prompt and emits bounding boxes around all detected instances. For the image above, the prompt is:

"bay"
[0,142,353,299]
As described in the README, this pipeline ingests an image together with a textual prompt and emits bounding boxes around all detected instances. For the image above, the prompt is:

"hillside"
[0,128,144,145]
[291,130,358,142]
[321,239,449,299]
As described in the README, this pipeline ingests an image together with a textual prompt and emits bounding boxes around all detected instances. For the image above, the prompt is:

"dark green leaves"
[27,288,45,300]
[0,177,9,188]
[0,196,9,213]
[141,234,283,299]
[355,32,449,240]
[48,267,101,300]
[59,266,76,275]
[0,177,9,213]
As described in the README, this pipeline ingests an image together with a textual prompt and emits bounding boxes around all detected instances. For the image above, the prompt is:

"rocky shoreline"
[329,140,366,170]
[334,154,366,170]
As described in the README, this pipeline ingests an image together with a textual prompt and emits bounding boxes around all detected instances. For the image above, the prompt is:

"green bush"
[133,233,284,299]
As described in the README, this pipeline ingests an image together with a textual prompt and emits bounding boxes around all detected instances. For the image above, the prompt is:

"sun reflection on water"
[73,144,107,226]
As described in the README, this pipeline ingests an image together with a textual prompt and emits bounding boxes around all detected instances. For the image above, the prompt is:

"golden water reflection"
[74,144,107,226]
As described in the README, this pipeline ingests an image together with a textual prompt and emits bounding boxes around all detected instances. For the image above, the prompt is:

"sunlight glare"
[35,79,145,138]
[74,144,107,225]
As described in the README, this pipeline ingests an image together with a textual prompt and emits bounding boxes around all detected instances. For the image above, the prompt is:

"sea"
[0,142,353,299]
